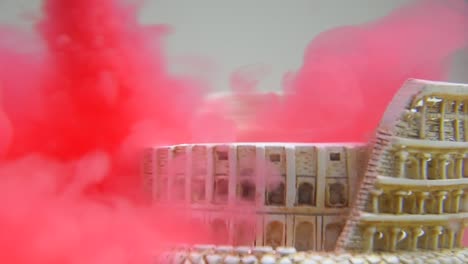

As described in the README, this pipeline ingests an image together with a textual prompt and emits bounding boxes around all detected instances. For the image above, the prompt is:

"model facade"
[144,79,468,263]
[144,143,367,251]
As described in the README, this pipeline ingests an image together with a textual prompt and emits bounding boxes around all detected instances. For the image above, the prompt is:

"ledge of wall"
[155,245,468,264]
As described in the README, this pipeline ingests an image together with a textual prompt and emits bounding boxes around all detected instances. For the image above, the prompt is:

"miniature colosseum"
[143,79,468,263]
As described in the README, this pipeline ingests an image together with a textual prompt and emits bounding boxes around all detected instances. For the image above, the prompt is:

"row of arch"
[362,222,467,252]
[369,188,466,215]
[168,177,348,208]
[207,219,344,251]
[409,96,468,141]
[396,150,468,180]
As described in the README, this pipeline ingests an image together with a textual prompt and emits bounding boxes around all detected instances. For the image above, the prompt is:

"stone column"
[394,190,409,214]
[428,226,443,250]
[370,189,383,213]
[434,191,449,214]
[418,153,432,180]
[363,226,377,252]
[455,153,465,179]
[409,227,423,251]
[445,228,456,249]
[451,189,464,213]
[388,227,402,252]
[456,221,468,248]
[440,99,446,140]
[455,101,461,141]
[396,150,409,178]
[415,192,430,214]
[438,154,451,180]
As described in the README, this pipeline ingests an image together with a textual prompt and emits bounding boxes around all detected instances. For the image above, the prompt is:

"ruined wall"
[337,79,468,252]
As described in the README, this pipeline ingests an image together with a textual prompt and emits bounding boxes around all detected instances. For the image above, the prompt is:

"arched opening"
[191,179,205,202]
[267,182,285,205]
[265,221,284,248]
[403,194,415,214]
[214,178,229,203]
[294,222,314,251]
[327,182,347,207]
[462,189,468,212]
[238,180,256,202]
[211,219,229,245]
[396,230,409,250]
[173,178,185,201]
[380,193,393,213]
[446,159,455,179]
[233,220,256,246]
[374,231,386,251]
[405,157,420,179]
[297,182,314,206]
[417,229,428,249]
[323,222,344,251]
[428,159,439,179]
[464,158,468,178]
[158,177,168,201]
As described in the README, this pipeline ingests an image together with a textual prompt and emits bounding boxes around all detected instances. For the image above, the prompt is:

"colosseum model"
[143,79,468,263]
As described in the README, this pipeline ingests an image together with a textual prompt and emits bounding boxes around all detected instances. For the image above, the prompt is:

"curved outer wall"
[337,79,468,252]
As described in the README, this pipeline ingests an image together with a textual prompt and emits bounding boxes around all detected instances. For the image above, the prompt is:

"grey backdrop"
[1,0,466,92]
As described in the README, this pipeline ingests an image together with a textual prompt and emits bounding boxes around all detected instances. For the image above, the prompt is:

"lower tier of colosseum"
[155,245,468,264]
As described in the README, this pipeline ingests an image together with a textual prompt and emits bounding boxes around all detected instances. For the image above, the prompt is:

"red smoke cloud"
[0,0,467,262]
[232,0,468,142]
[0,0,232,263]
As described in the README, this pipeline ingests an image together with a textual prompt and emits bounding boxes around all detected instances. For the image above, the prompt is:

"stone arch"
[211,219,228,244]
[417,228,428,249]
[297,182,314,206]
[380,193,393,213]
[373,230,386,251]
[324,222,344,251]
[294,222,314,251]
[445,158,455,179]
[265,221,284,248]
[239,179,256,201]
[328,182,347,207]
[463,158,468,177]
[428,158,439,179]
[405,156,420,179]
[214,178,229,202]
[267,182,285,205]
[396,229,409,250]
[233,220,255,246]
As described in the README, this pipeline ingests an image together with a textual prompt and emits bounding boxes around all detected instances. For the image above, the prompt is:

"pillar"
[388,227,401,252]
[434,191,448,214]
[445,228,456,249]
[440,99,446,140]
[370,189,383,213]
[409,227,423,251]
[456,221,468,248]
[418,153,431,179]
[394,190,409,214]
[185,146,192,204]
[455,101,461,141]
[428,226,443,250]
[363,226,377,252]
[415,192,430,214]
[438,154,450,180]
[455,153,465,178]
[228,145,237,205]
[419,97,427,139]
[396,150,409,178]
[465,102,468,141]
[206,146,214,202]
[451,189,464,213]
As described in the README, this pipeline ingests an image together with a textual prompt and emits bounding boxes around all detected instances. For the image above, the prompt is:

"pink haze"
[0,0,466,263]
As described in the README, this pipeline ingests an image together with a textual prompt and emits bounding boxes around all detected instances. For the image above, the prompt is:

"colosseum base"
[144,79,468,263]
